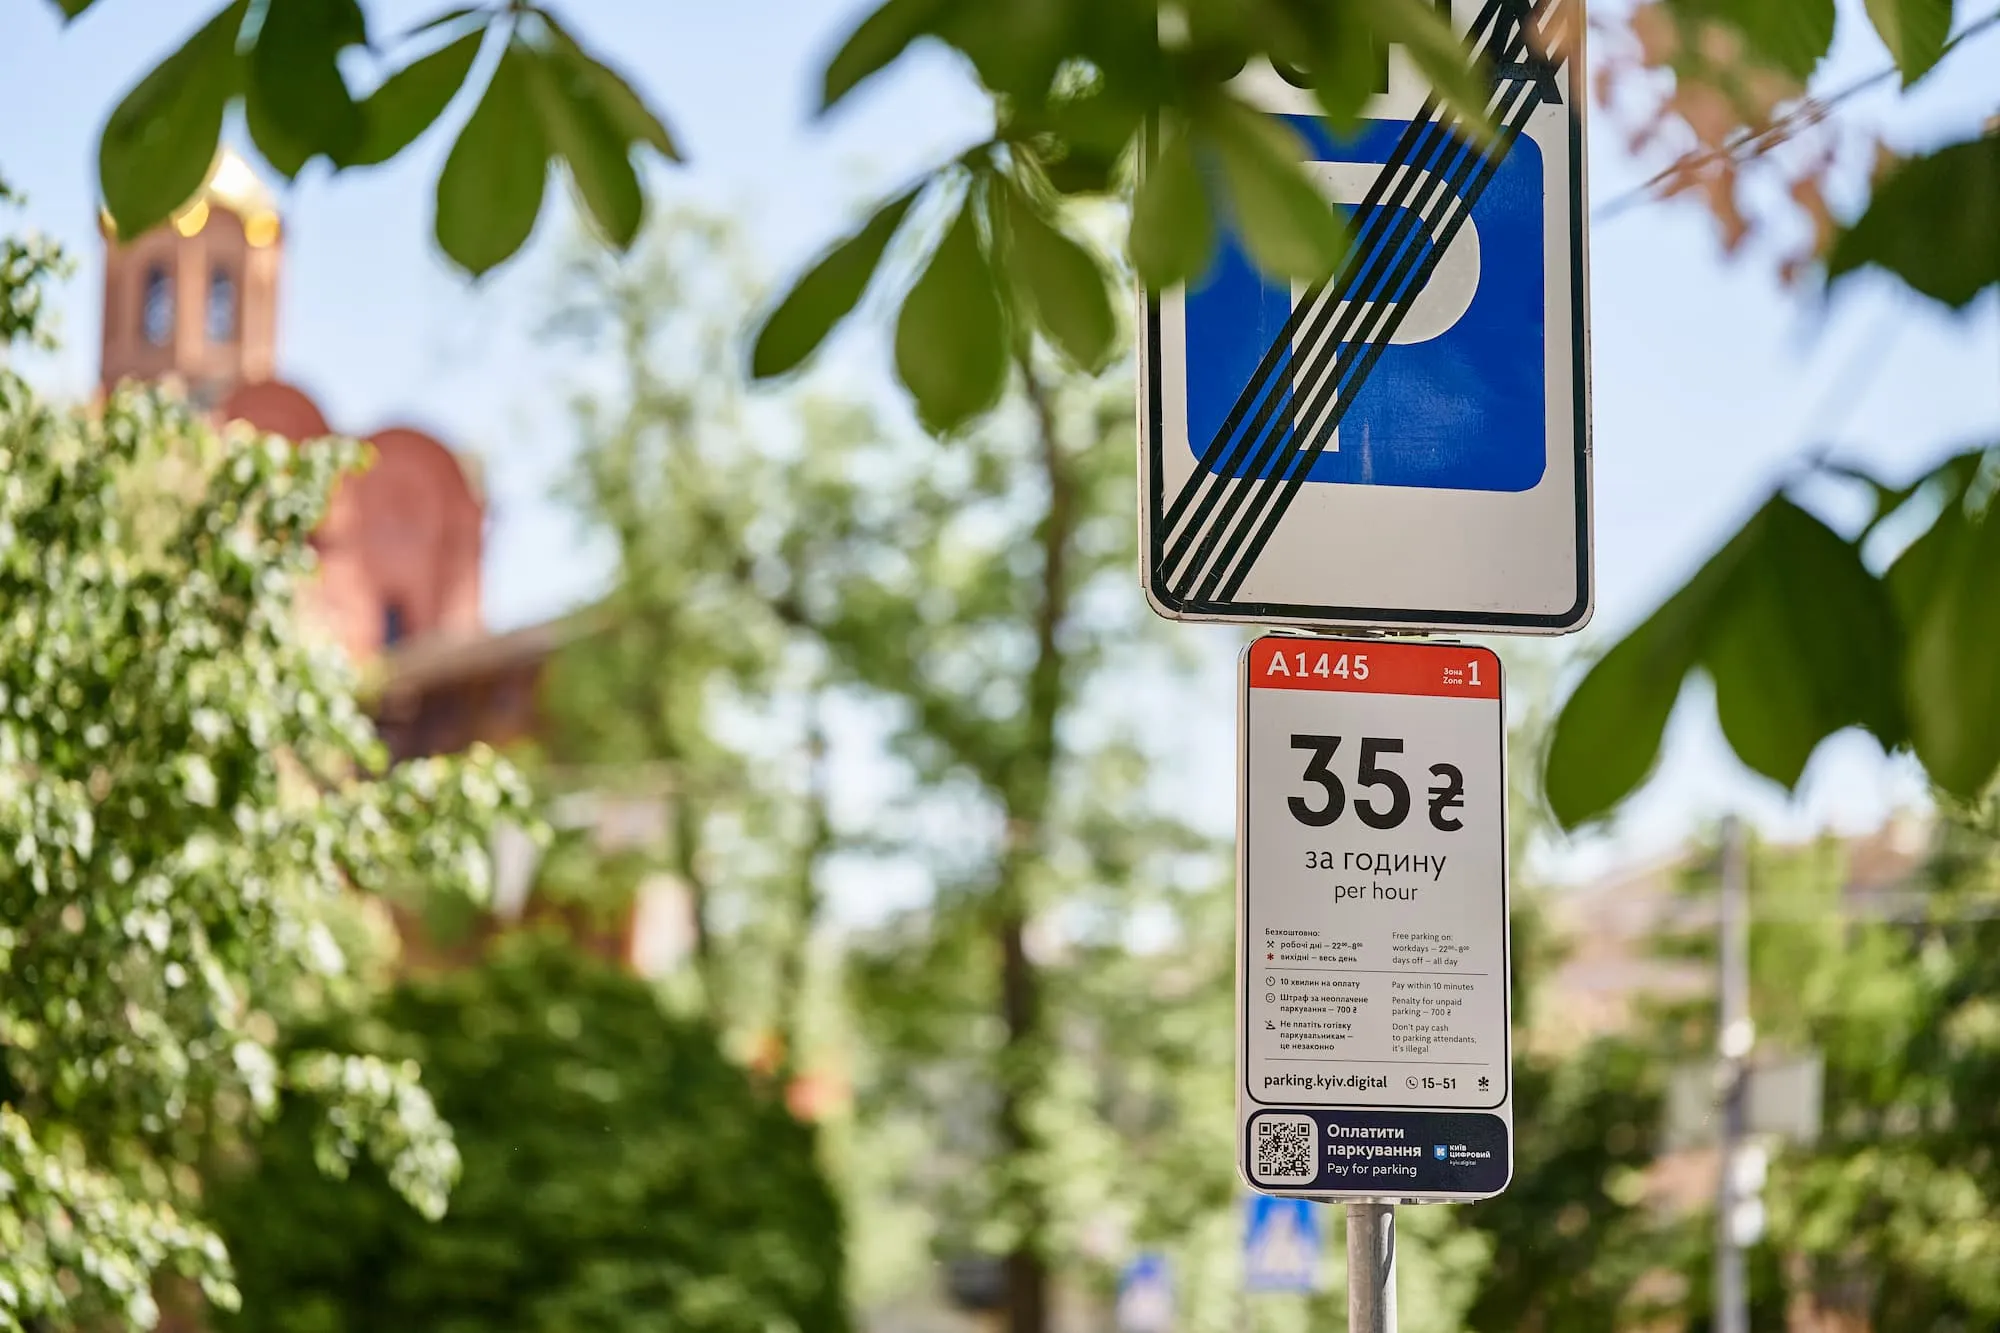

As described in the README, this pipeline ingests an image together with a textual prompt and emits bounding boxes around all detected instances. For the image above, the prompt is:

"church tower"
[99,149,282,410]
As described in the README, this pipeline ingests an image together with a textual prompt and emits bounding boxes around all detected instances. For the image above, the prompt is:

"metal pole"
[1715,817,1751,1333]
[1346,1203,1396,1333]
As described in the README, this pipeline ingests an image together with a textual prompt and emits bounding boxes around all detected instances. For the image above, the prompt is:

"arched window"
[141,265,173,346]
[206,266,237,342]
[383,601,408,649]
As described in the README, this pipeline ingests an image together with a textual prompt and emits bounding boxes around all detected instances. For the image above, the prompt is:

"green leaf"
[99,1,245,238]
[435,45,549,277]
[1544,494,1902,826]
[246,76,313,180]
[935,0,1069,103]
[1361,0,1493,138]
[1828,134,2000,309]
[1862,0,1952,85]
[822,0,949,111]
[893,192,1007,433]
[524,46,643,249]
[540,15,680,161]
[348,28,486,169]
[1201,99,1347,283]
[1543,563,1733,831]
[1306,10,1387,133]
[401,4,481,39]
[1130,121,1214,291]
[751,187,918,379]
[1893,483,2000,796]
[1703,497,1904,786]
[47,0,98,18]
[1665,0,1836,81]
[1000,179,1114,372]
[249,0,369,165]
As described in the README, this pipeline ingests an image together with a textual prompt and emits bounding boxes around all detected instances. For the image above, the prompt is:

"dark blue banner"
[1245,1107,1510,1197]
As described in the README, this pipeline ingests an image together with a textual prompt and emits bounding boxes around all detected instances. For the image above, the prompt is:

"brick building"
[98,148,686,962]
[100,146,592,772]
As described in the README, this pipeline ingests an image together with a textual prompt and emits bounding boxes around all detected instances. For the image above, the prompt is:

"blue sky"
[3,0,1997,884]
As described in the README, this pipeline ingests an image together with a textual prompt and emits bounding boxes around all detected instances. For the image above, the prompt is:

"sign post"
[1347,1203,1397,1333]
[1138,3,1590,1329]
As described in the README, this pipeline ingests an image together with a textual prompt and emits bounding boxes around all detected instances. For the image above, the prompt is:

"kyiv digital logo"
[1184,116,1546,494]
[1434,1145,1448,1160]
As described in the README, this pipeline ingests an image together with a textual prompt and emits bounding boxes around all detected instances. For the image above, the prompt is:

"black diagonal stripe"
[1163,5,1549,597]
[1159,0,1510,541]
[1207,80,1548,601]
[1212,40,1569,600]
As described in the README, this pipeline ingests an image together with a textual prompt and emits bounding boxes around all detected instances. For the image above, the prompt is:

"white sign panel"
[1139,0,1591,632]
[1237,636,1512,1201]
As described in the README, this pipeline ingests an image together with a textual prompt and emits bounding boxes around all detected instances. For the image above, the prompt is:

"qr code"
[1253,1115,1317,1185]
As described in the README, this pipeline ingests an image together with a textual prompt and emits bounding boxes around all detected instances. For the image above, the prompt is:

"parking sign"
[1141,0,1591,632]
[1237,636,1513,1201]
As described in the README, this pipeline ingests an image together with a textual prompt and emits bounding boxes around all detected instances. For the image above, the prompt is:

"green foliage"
[208,932,849,1333]
[249,0,369,167]
[75,0,2000,434]
[999,175,1115,373]
[92,3,676,263]
[1544,491,1906,828]
[524,37,645,250]
[1463,1031,1677,1331]
[435,46,549,278]
[750,187,917,379]
[98,1,243,238]
[1663,0,1838,81]
[894,187,1009,433]
[820,0,951,110]
[536,212,855,1041]
[1831,132,2000,309]
[1129,121,1215,291]
[0,182,71,349]
[346,27,485,168]
[1201,99,1349,282]
[0,228,530,1330]
[1861,0,1954,85]
[1648,822,2000,1326]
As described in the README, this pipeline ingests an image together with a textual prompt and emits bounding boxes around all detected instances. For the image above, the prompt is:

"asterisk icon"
[1267,952,1275,960]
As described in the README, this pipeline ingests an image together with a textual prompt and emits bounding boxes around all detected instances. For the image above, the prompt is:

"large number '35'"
[1287,736,1411,830]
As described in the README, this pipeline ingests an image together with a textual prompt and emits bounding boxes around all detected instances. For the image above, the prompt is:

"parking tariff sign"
[1237,636,1512,1202]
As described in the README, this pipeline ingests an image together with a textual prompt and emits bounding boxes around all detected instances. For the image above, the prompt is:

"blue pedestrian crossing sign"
[1243,1196,1323,1293]
[1140,0,1591,633]
[1116,1253,1175,1333]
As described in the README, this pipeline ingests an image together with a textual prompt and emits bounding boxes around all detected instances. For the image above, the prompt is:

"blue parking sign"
[1141,0,1591,634]
[1185,116,1546,494]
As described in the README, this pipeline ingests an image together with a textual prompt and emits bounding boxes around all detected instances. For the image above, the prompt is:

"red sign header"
[1247,637,1500,700]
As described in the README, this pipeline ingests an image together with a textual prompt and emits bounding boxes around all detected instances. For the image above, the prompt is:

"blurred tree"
[1514,816,2000,1331]
[531,212,845,1054]
[0,196,530,1332]
[1758,812,2000,1329]
[1461,654,1682,1331]
[207,930,850,1333]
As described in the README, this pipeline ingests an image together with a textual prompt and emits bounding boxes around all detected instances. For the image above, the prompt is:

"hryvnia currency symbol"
[1428,763,1465,832]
